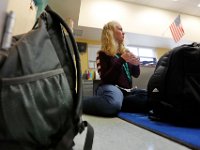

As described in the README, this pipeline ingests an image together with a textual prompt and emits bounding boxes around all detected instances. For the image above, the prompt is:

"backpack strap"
[53,121,94,150]
[45,6,82,120]
[45,6,94,150]
[79,121,94,150]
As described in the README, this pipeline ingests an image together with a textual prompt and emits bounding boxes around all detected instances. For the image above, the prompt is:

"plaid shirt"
[96,51,140,89]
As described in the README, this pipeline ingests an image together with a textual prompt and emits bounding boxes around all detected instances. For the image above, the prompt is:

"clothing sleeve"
[128,63,140,78]
[97,52,125,83]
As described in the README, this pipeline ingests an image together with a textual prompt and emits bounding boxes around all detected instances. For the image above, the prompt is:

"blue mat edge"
[118,112,200,150]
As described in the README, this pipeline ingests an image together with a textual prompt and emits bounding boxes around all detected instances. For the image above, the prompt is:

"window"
[87,45,157,68]
[88,44,100,69]
[126,46,138,56]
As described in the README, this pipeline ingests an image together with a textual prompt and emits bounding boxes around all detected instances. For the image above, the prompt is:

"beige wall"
[79,0,200,43]
[7,0,37,35]
[155,47,170,59]
[5,0,170,74]
[0,0,8,43]
[76,38,101,74]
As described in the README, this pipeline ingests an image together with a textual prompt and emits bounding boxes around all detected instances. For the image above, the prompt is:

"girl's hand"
[127,56,140,66]
[121,51,131,61]
[121,51,140,65]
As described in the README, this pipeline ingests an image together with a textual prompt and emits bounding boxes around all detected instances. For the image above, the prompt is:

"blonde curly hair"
[100,21,126,56]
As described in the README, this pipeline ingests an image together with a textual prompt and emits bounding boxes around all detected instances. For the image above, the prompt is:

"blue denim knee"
[96,84,124,114]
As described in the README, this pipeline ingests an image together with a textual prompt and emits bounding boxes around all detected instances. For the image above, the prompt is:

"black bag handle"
[45,6,82,121]
[44,6,94,150]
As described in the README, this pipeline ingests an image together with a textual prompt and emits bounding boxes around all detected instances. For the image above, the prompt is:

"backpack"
[0,6,94,150]
[147,42,200,126]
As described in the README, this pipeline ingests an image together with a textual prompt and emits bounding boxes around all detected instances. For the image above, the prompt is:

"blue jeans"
[83,84,124,116]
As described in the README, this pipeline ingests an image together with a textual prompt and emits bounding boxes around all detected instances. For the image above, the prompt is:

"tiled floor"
[73,115,191,150]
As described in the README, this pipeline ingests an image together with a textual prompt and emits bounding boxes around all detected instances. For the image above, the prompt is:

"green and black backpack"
[0,6,93,150]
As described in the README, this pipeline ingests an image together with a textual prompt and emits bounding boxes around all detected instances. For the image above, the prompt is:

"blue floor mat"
[118,112,200,150]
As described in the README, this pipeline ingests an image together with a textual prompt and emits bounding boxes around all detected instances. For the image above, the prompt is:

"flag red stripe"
[169,16,184,42]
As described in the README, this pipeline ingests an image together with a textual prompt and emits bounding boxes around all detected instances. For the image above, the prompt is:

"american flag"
[169,15,185,43]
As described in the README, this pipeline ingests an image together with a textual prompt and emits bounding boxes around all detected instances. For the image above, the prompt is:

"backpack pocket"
[184,73,200,104]
[0,68,74,147]
[184,73,200,107]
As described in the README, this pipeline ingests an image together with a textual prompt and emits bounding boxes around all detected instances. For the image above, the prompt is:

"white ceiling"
[49,0,200,49]
[122,0,200,17]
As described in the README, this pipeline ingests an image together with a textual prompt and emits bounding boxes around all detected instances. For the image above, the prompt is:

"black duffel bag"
[147,42,200,126]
